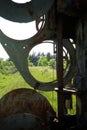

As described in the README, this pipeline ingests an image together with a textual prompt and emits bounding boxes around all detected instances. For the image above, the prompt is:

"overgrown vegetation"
[0,56,76,114]
[29,52,56,69]
[0,56,57,112]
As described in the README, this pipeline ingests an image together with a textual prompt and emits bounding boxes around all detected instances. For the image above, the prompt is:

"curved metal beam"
[0,30,75,91]
[0,0,53,22]
[0,88,56,123]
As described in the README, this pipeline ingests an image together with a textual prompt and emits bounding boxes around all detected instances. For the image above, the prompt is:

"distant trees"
[29,52,39,66]
[0,52,56,74]
[29,52,56,68]
[49,58,56,69]
[38,56,48,66]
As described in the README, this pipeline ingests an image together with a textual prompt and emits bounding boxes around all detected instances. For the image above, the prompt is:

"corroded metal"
[0,0,87,127]
[0,88,56,127]
[0,0,76,91]
[0,113,47,130]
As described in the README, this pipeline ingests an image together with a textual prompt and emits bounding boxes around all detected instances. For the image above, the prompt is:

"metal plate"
[0,88,56,124]
[0,113,46,130]
[0,30,76,91]
[0,0,53,22]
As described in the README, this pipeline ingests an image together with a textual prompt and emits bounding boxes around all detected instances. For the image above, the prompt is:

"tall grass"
[0,67,57,111]
[0,67,76,114]
[29,66,56,82]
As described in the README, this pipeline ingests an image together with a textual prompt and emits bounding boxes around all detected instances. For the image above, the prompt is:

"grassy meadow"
[0,66,76,115]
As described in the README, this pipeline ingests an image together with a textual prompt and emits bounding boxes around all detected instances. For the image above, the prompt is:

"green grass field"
[0,66,76,114]
[29,66,56,82]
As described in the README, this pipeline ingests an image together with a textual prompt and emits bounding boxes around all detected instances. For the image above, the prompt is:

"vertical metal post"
[56,14,64,122]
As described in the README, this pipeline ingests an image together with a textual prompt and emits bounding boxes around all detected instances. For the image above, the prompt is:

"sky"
[0,16,54,60]
[0,0,54,60]
[11,0,31,3]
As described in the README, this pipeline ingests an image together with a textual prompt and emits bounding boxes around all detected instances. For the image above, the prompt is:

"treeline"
[29,52,56,68]
[0,52,56,74]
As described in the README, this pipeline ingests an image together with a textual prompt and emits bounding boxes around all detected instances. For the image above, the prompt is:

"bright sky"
[0,16,54,60]
[0,44,9,60]
[11,0,31,3]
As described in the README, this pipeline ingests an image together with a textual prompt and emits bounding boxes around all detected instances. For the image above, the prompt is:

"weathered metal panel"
[0,88,56,127]
[0,30,76,91]
[0,113,47,130]
[0,0,54,22]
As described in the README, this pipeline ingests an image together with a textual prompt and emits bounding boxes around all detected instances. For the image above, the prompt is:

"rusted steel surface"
[0,88,56,127]
[0,113,46,130]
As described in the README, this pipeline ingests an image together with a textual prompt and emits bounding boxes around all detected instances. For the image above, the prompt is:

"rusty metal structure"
[0,0,87,129]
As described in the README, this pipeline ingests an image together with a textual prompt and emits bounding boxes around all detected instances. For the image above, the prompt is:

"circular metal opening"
[0,15,45,40]
[29,41,56,83]
[0,18,37,40]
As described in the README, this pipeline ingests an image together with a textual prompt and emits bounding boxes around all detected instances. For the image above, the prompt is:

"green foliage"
[0,70,57,112]
[0,58,76,114]
[38,56,48,66]
[67,95,76,115]
[29,52,40,66]
[49,58,56,69]
[29,66,56,82]
[28,59,34,67]
[0,58,57,112]
[0,58,17,74]
[0,72,30,98]
[46,52,53,61]
[29,52,55,66]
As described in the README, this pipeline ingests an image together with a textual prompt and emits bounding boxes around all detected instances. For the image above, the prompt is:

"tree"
[0,58,4,70]
[0,58,17,74]
[49,58,56,69]
[28,59,34,66]
[29,52,39,66]
[46,52,51,61]
[38,56,48,66]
